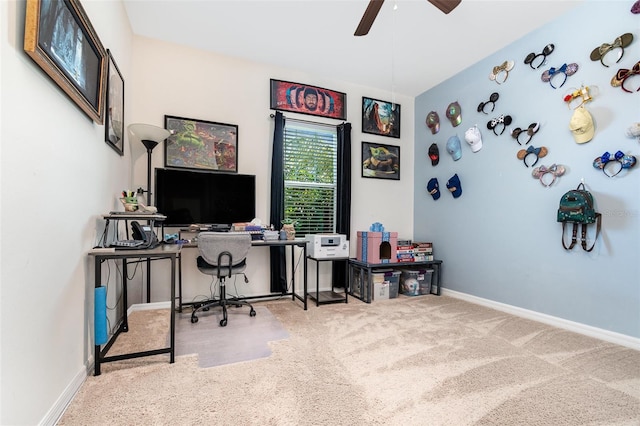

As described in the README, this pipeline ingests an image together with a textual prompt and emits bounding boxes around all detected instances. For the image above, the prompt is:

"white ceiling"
[123,0,584,97]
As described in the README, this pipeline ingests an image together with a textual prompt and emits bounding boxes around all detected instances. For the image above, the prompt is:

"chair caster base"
[250,309,256,317]
[220,318,227,327]
[191,316,199,323]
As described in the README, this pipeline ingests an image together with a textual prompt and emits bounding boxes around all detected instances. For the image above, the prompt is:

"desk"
[348,259,443,303]
[177,237,308,310]
[90,244,180,376]
[102,213,167,303]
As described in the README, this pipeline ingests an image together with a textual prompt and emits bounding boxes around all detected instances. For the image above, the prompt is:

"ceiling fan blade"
[354,0,385,36]
[428,0,461,14]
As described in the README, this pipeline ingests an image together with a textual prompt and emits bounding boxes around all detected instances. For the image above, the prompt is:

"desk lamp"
[127,123,170,206]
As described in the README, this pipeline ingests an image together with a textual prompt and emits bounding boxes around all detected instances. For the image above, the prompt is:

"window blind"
[283,121,338,235]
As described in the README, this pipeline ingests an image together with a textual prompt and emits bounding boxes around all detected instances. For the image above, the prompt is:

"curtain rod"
[269,113,344,129]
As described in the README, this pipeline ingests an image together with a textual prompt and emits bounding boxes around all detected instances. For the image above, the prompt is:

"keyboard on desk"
[111,240,145,249]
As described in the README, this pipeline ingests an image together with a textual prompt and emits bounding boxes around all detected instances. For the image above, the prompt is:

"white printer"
[305,234,349,259]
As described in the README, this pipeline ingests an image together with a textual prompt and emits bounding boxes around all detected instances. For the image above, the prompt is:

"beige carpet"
[59,296,640,425]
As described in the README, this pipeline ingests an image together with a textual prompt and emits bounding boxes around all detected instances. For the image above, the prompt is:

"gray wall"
[414,1,640,338]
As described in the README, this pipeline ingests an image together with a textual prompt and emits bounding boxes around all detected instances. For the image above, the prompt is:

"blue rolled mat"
[94,286,108,345]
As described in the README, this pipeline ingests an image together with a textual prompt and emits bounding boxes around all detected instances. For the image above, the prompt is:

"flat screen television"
[155,168,256,227]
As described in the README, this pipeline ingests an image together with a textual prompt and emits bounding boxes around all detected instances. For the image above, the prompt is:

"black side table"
[307,256,349,306]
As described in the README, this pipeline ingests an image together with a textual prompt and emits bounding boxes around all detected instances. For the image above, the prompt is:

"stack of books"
[396,239,414,263]
[413,242,434,261]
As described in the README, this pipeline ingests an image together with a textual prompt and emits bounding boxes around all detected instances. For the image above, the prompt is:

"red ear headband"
[611,61,640,93]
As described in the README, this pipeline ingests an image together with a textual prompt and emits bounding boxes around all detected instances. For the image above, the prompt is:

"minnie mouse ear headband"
[541,63,578,89]
[532,164,565,187]
[524,44,554,69]
[611,61,640,93]
[590,33,633,67]
[517,145,548,167]
[593,151,637,177]
[563,85,593,109]
[477,92,499,114]
[487,114,513,136]
[489,60,514,84]
[511,122,540,145]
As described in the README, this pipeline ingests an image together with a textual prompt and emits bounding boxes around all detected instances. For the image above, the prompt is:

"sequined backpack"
[557,183,601,251]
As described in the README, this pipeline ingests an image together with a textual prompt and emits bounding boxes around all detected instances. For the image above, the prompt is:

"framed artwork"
[362,142,400,180]
[164,115,238,172]
[104,49,124,155]
[23,0,107,124]
[270,79,346,120]
[362,96,401,138]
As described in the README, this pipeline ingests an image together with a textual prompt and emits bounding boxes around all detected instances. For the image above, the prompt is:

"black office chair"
[191,232,256,327]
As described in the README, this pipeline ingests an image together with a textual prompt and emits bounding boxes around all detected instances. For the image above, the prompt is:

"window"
[283,121,338,235]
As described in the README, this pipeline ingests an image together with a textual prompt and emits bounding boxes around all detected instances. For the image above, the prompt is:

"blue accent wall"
[414,1,640,338]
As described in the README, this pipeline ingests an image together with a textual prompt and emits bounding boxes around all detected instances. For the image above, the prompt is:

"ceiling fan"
[354,0,462,36]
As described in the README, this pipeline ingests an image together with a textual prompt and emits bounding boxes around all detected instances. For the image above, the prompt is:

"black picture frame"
[270,78,347,120]
[104,49,124,155]
[164,115,238,172]
[362,142,400,180]
[23,0,107,124]
[362,96,401,138]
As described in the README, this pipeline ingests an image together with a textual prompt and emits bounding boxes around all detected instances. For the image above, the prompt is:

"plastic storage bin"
[400,269,433,296]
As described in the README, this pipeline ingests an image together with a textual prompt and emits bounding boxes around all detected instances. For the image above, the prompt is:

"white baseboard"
[39,365,88,426]
[128,301,171,315]
[443,289,640,351]
[44,302,170,425]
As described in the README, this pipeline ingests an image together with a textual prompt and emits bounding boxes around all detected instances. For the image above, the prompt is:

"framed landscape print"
[24,0,107,124]
[164,115,238,172]
[362,142,400,180]
[104,49,124,155]
[270,79,346,120]
[362,96,401,138]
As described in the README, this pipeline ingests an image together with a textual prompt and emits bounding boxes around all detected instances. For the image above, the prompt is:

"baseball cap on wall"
[446,135,462,161]
[426,111,440,134]
[464,125,483,152]
[569,106,595,144]
[446,101,462,127]
[429,143,439,166]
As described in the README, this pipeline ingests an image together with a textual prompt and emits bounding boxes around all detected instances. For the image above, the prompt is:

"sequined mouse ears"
[541,63,579,89]
[611,61,640,93]
[593,151,637,177]
[489,60,514,84]
[590,33,634,67]
[532,164,566,187]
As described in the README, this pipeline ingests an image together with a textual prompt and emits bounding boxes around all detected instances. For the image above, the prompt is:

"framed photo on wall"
[270,79,346,120]
[23,0,107,124]
[362,142,400,180]
[362,97,401,138]
[104,50,124,155]
[164,115,238,172]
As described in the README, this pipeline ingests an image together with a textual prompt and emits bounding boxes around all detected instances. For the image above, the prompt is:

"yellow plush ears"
[590,33,634,67]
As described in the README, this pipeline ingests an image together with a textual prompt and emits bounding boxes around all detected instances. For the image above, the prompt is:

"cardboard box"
[356,231,398,264]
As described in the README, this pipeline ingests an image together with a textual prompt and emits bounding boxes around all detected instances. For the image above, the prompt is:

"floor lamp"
[127,123,171,206]
[127,123,171,303]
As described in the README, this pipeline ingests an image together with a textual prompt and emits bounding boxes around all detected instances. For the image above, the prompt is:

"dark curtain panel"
[269,112,287,293]
[332,122,352,287]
